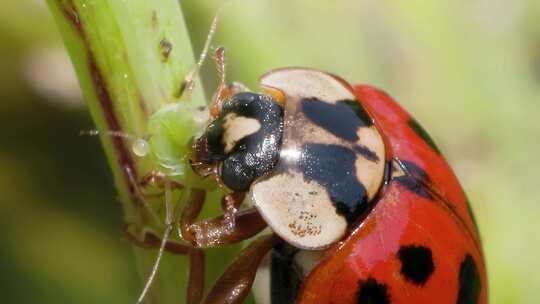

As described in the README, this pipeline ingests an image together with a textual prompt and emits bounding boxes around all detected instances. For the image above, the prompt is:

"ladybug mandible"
[183,67,487,304]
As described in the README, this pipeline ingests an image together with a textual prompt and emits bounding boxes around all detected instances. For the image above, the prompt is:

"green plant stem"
[46,0,208,303]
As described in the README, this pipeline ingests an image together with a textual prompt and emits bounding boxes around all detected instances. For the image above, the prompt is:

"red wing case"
[297,85,486,304]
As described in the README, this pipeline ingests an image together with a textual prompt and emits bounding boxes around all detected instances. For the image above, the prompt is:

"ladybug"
[186,67,487,304]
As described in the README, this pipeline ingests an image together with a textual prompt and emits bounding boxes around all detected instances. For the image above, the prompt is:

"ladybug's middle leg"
[187,248,205,304]
[180,190,267,248]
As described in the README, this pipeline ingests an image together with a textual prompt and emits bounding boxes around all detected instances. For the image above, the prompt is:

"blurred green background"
[1,0,539,303]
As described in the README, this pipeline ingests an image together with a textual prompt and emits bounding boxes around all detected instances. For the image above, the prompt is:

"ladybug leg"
[180,190,267,248]
[187,248,205,304]
[202,234,277,304]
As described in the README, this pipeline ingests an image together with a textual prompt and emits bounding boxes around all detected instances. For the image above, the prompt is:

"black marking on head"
[301,98,373,142]
[397,245,435,285]
[298,143,368,223]
[457,254,481,304]
[408,119,441,154]
[202,92,284,191]
[356,277,390,304]
[394,160,433,200]
[271,243,302,304]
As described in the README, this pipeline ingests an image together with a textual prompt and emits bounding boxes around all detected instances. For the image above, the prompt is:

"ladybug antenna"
[80,129,151,157]
[136,181,175,304]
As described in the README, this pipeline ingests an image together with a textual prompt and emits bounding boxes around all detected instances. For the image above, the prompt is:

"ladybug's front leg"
[202,234,277,304]
[180,190,267,248]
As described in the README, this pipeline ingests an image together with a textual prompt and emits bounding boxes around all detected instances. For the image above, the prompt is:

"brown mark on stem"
[151,10,159,31]
[60,1,143,209]
[160,38,173,62]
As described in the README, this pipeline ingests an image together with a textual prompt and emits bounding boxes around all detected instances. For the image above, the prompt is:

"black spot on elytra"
[395,175,432,199]
[394,160,433,200]
[457,254,481,304]
[302,98,379,162]
[398,245,435,285]
[301,98,373,142]
[341,99,374,126]
[356,277,390,304]
[400,160,430,182]
[408,119,441,154]
[299,144,368,223]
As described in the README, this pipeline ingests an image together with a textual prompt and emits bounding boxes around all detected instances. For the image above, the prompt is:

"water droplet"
[132,138,149,157]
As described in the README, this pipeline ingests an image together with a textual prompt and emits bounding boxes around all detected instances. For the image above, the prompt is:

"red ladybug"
[134,67,487,304]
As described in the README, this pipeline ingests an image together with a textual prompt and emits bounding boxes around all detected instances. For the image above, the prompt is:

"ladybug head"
[191,92,284,191]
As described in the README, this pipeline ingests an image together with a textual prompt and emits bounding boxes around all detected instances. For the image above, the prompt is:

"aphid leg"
[202,234,278,304]
[124,166,163,227]
[125,167,208,304]
[136,181,177,304]
[124,225,190,254]
[126,228,206,304]
[180,190,267,248]
[139,169,185,197]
